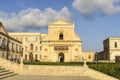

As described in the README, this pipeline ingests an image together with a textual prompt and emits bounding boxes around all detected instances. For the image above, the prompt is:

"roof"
[49,19,73,26]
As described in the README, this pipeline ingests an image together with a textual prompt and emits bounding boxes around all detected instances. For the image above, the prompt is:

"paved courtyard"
[2,75,95,80]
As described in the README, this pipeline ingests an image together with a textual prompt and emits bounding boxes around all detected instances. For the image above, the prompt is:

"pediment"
[50,19,73,25]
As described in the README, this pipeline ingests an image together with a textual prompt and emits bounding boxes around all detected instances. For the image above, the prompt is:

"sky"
[0,0,120,52]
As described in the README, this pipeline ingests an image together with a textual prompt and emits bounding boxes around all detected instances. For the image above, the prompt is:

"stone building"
[97,37,120,62]
[9,20,82,62]
[0,22,22,62]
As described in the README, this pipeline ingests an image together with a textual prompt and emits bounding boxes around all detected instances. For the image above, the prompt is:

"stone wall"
[21,65,86,76]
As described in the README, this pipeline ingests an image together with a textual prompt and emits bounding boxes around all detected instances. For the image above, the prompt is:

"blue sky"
[0,0,120,52]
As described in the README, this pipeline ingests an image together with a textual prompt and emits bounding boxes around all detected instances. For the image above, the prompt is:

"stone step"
[0,71,14,76]
[0,70,10,73]
[0,68,6,70]
[0,66,17,79]
[0,73,17,80]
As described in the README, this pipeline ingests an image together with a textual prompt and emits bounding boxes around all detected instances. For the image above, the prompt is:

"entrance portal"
[58,53,64,62]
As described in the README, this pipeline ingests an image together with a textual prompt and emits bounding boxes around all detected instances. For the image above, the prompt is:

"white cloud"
[0,7,73,31]
[72,0,120,18]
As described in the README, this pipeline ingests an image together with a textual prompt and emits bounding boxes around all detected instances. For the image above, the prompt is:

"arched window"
[30,44,33,50]
[59,33,63,40]
[115,42,117,48]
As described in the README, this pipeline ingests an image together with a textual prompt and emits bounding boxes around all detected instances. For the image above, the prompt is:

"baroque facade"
[97,37,120,62]
[0,22,22,62]
[1,19,94,62]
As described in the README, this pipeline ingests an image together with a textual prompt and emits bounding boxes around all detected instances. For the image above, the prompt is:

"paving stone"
[2,75,95,80]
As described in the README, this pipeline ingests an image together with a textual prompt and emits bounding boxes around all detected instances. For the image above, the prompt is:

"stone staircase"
[0,66,17,79]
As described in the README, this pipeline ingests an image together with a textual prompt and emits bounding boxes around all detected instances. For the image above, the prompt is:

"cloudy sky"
[0,0,120,52]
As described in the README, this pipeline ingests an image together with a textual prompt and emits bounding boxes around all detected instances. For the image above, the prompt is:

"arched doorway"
[58,53,64,62]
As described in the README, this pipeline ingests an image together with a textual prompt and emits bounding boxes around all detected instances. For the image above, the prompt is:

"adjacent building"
[97,37,120,62]
[0,22,22,62]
